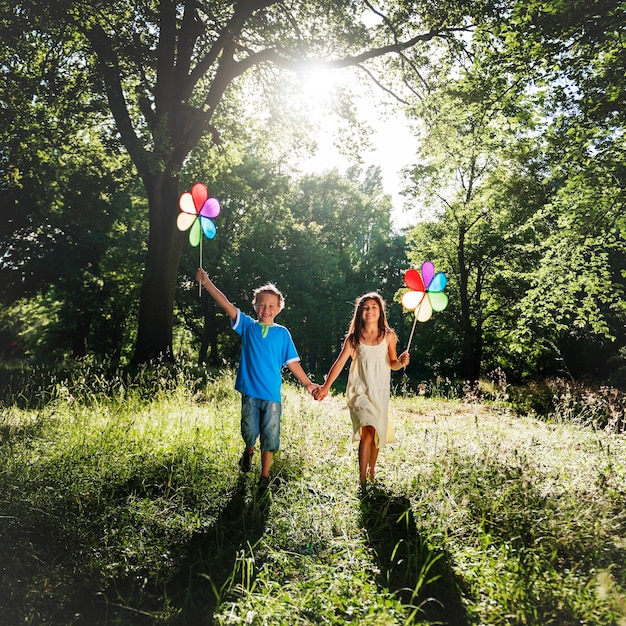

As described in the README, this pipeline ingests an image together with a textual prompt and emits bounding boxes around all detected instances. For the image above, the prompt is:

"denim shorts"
[240,395,282,452]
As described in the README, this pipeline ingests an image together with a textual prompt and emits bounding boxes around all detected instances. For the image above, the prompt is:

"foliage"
[399,1,626,383]
[0,20,146,362]
[2,0,503,363]
[0,176,147,363]
[2,0,626,384]
[175,157,406,376]
[404,56,547,381]
[510,377,626,432]
[490,0,626,378]
[1,365,625,624]
[283,165,406,373]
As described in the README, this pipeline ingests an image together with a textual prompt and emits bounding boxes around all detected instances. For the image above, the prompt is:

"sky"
[291,66,421,231]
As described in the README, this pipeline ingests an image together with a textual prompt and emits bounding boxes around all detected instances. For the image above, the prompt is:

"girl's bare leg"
[368,444,379,482]
[359,426,377,483]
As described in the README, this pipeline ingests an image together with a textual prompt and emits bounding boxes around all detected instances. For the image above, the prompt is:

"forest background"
[1,3,626,624]
[1,0,625,392]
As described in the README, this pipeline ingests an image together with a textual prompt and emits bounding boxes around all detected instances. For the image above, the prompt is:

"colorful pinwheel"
[177,182,221,246]
[177,182,221,295]
[402,261,448,350]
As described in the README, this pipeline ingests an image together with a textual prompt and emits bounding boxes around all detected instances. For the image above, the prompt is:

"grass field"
[1,365,625,625]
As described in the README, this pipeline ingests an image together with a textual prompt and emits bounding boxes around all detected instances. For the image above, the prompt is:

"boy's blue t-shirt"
[232,310,300,402]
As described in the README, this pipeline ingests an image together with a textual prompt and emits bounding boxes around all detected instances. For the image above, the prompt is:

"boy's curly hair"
[252,283,285,311]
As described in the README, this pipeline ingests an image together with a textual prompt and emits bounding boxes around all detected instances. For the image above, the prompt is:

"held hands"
[306,383,321,398]
[398,351,410,368]
[312,384,330,402]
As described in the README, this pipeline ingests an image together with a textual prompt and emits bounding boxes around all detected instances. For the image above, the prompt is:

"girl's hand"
[398,351,410,367]
[313,385,329,401]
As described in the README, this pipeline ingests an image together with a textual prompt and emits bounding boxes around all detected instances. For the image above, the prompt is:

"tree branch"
[232,26,466,75]
[356,64,410,105]
[183,0,279,102]
[81,23,150,174]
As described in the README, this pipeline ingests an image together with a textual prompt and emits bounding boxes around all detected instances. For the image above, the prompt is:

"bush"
[510,378,626,432]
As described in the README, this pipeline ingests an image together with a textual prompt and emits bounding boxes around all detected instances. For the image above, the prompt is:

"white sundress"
[345,335,395,449]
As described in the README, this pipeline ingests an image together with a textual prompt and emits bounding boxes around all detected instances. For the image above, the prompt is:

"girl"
[314,293,409,484]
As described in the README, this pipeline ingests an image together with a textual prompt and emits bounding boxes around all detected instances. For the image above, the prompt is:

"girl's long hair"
[346,292,392,348]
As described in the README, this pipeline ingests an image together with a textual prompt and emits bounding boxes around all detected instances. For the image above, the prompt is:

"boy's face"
[255,292,281,326]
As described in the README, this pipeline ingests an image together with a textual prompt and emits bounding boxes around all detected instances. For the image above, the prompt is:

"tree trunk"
[71,310,92,358]
[108,315,126,369]
[132,172,185,364]
[460,324,479,381]
[457,224,482,381]
[461,324,482,381]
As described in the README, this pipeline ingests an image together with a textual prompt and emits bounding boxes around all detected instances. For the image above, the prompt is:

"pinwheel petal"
[429,291,449,312]
[404,268,425,292]
[191,182,208,211]
[200,216,216,239]
[429,272,447,292]
[402,290,425,310]
[421,261,435,289]
[200,197,221,219]
[179,192,197,215]
[177,211,197,231]
[415,296,433,322]
[189,219,201,247]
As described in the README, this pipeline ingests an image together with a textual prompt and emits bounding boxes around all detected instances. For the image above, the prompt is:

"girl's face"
[255,292,281,325]
[360,298,381,324]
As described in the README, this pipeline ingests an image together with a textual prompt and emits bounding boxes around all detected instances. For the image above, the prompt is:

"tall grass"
[1,363,625,625]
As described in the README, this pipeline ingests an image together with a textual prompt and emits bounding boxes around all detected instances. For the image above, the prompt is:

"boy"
[196,268,318,486]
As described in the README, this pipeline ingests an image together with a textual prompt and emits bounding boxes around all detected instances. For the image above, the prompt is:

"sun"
[285,62,422,229]
[295,63,342,115]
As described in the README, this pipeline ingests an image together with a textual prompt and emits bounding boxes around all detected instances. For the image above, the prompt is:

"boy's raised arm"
[196,268,238,321]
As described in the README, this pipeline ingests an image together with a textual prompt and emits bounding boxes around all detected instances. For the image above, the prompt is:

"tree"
[0,15,143,361]
[494,0,626,381]
[8,0,502,364]
[284,165,403,374]
[404,56,546,381]
[175,156,403,375]
[401,0,626,382]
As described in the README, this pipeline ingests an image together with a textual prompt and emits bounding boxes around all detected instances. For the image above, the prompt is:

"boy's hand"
[306,383,320,398]
[196,268,208,285]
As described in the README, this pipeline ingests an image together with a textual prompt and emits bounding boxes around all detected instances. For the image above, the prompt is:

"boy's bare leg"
[261,451,272,478]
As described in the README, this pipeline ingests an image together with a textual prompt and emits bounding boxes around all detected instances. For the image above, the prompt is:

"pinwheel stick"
[198,238,203,297]
[406,316,418,353]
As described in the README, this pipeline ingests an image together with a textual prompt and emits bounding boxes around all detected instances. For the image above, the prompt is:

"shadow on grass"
[359,485,468,625]
[169,473,271,625]
[89,472,271,626]
[0,463,270,626]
